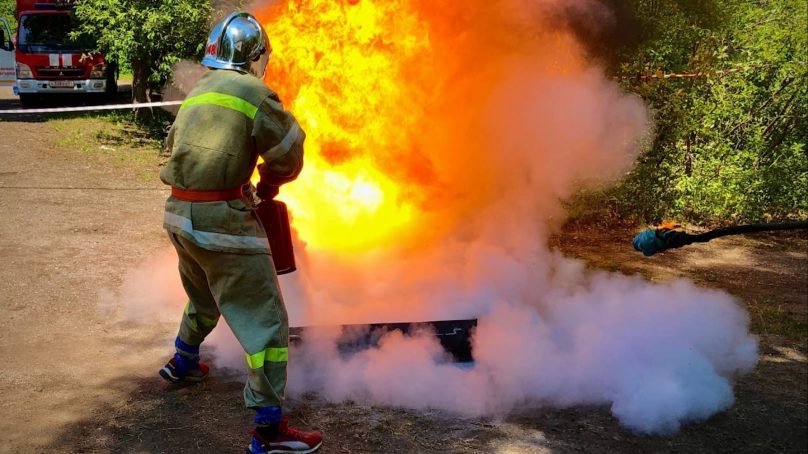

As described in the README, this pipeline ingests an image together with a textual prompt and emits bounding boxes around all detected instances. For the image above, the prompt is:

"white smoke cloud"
[110,240,757,435]
[97,248,186,323]
[281,241,757,435]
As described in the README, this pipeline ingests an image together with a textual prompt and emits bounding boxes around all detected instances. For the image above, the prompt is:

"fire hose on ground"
[632,221,808,256]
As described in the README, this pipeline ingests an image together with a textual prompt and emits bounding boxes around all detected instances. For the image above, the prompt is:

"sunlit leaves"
[611,0,807,223]
[71,0,211,85]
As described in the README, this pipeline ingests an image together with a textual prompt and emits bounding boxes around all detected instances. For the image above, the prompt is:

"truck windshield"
[18,14,94,53]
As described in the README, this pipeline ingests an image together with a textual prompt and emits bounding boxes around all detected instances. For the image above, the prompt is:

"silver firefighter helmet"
[202,12,272,78]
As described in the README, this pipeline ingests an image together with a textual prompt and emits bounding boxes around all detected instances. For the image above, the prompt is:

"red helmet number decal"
[206,43,218,56]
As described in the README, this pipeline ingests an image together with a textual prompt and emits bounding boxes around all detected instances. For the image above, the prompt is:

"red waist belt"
[171,186,244,202]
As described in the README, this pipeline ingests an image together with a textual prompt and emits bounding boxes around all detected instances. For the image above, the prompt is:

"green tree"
[71,0,211,117]
[0,0,15,28]
[607,0,807,224]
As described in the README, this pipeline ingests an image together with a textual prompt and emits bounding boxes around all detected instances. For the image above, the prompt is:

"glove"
[256,181,280,201]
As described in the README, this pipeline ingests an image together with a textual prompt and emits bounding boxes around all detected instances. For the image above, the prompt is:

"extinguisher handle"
[256,182,280,201]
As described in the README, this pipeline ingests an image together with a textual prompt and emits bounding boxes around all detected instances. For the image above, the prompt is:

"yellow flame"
[255,0,430,253]
[281,158,417,252]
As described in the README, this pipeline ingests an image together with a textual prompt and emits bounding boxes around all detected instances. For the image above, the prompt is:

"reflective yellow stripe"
[180,92,259,119]
[245,347,289,369]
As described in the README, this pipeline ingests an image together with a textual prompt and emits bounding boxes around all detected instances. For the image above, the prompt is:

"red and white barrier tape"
[2,61,802,114]
[0,100,183,115]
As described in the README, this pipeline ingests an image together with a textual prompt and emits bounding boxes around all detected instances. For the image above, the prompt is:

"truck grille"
[35,67,87,80]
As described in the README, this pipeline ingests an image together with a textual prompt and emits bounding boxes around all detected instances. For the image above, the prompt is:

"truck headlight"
[16,63,33,79]
[90,63,107,78]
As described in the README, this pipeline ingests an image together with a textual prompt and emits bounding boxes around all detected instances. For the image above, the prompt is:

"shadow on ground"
[49,340,806,454]
[552,228,808,328]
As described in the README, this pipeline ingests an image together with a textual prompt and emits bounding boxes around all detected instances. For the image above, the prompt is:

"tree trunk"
[131,59,153,122]
[684,133,693,176]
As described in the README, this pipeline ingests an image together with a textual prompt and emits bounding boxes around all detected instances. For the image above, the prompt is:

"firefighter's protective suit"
[160,68,305,409]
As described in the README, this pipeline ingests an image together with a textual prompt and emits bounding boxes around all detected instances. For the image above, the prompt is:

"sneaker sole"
[158,367,182,384]
[159,367,207,384]
[245,441,322,454]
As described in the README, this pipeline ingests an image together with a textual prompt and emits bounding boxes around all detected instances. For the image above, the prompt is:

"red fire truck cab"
[13,0,117,105]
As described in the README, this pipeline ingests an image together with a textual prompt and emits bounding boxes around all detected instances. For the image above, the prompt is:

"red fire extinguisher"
[255,200,296,275]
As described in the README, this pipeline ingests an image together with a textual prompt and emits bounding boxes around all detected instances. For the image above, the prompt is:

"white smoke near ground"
[287,274,756,434]
[281,244,757,434]
[102,0,759,436]
[97,248,186,323]
[108,240,757,434]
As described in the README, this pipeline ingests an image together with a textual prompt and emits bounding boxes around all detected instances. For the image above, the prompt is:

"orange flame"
[241,0,652,326]
[252,0,592,256]
[657,220,682,231]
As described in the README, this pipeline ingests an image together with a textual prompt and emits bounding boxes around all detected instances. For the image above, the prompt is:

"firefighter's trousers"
[168,232,288,409]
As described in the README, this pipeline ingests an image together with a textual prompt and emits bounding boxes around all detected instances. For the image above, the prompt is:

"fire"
[253,0,431,253]
[657,220,682,231]
[251,0,594,256]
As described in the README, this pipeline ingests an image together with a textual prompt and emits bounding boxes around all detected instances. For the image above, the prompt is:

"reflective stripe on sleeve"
[164,212,270,251]
[180,92,259,119]
[245,347,289,369]
[264,122,302,159]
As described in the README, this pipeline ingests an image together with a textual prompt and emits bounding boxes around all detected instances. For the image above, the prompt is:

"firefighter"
[157,12,322,454]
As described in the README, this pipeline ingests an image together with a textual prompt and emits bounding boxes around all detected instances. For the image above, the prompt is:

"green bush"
[600,0,807,225]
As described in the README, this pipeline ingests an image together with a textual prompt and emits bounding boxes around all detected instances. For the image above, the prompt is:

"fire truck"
[11,0,117,106]
[0,18,14,86]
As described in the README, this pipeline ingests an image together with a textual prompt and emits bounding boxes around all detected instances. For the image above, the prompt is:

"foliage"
[71,0,212,105]
[604,0,807,225]
[0,0,14,28]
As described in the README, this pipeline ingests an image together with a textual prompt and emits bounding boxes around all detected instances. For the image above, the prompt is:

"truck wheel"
[19,94,38,107]
[106,76,118,96]
[106,63,118,97]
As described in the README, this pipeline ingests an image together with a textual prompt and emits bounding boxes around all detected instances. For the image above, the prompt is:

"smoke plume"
[107,0,759,435]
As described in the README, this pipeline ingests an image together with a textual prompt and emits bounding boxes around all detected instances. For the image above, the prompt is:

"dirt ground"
[1,87,806,454]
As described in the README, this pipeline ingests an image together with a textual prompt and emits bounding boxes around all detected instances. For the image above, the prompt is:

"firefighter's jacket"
[160,70,305,254]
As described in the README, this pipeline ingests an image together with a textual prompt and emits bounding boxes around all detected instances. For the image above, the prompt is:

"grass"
[117,72,134,85]
[49,112,166,183]
[748,303,808,341]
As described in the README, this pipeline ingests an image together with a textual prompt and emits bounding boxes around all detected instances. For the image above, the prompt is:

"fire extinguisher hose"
[632,221,808,256]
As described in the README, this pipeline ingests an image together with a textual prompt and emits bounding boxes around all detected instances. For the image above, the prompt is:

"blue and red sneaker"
[159,353,209,384]
[247,416,323,453]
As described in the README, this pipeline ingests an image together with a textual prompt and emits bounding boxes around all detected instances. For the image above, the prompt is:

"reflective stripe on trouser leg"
[246,347,289,368]
[170,234,289,408]
[168,233,222,350]
[244,347,289,410]
[245,346,288,410]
